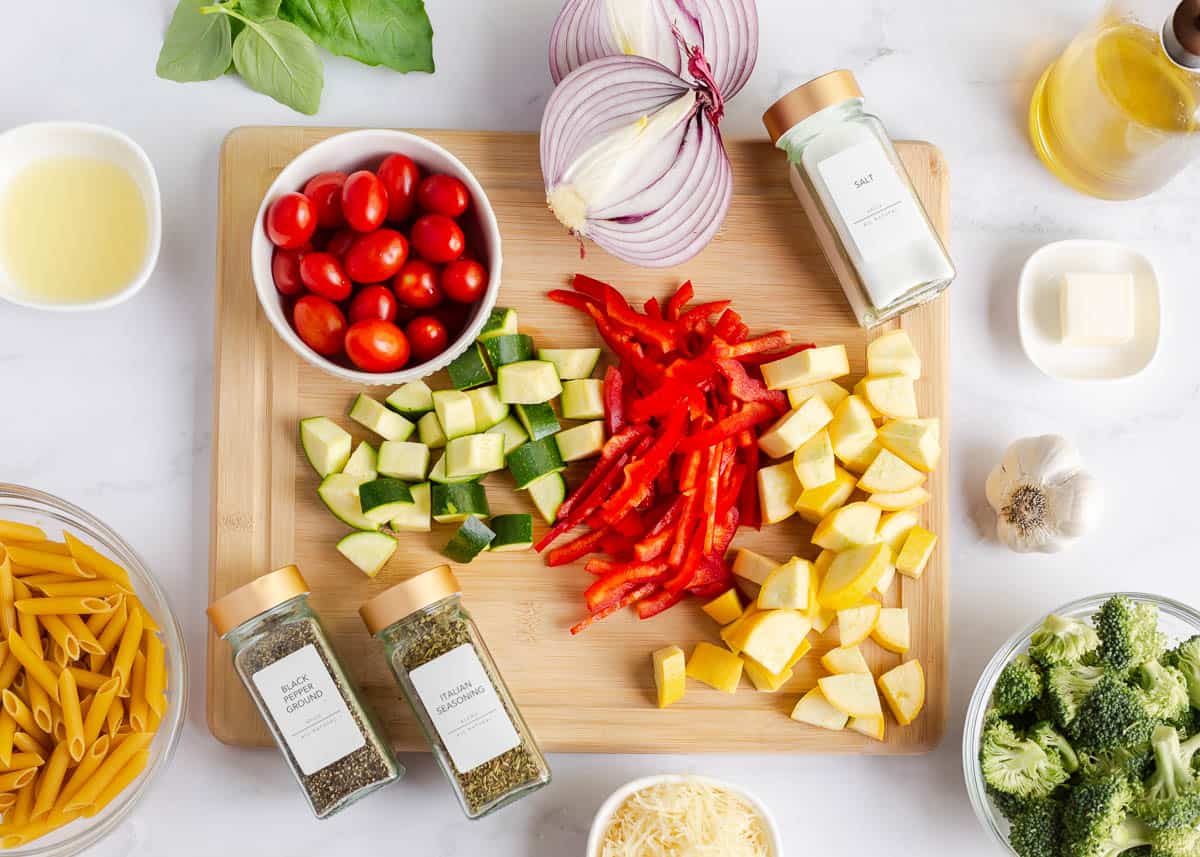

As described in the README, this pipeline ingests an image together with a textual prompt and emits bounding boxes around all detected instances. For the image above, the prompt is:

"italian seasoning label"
[251,643,366,775]
[408,643,520,773]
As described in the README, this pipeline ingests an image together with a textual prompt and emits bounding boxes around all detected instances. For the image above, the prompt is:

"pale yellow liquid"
[0,157,148,304]
[1030,20,1200,199]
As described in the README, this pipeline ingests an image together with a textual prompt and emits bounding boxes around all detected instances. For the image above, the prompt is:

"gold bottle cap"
[207,565,310,637]
[762,70,865,143]
[358,565,461,636]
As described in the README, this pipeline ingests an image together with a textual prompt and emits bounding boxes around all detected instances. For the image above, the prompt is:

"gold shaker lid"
[762,70,865,143]
[358,565,461,636]
[208,564,310,636]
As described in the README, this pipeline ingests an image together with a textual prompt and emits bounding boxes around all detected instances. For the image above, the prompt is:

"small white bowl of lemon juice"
[0,122,161,311]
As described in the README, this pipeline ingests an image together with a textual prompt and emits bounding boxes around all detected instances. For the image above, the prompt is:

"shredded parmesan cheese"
[599,779,771,857]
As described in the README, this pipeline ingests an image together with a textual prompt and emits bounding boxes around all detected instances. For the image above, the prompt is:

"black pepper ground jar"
[359,565,550,819]
[208,565,402,818]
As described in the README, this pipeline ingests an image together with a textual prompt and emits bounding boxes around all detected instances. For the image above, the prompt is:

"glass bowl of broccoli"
[963,592,1200,857]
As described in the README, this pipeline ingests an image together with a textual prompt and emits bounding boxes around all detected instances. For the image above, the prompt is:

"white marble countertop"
[3,0,1198,854]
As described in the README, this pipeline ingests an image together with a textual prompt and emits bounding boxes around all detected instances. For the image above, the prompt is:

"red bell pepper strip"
[600,534,636,560]
[715,359,789,410]
[546,527,608,567]
[713,330,792,359]
[570,583,657,635]
[644,296,662,320]
[714,309,743,341]
[701,444,722,553]
[719,465,747,516]
[665,280,693,321]
[599,407,686,524]
[633,529,672,562]
[675,401,777,454]
[679,300,732,331]
[584,561,669,612]
[604,292,678,353]
[602,366,627,435]
[609,509,647,538]
[636,588,683,619]
[738,444,761,530]
[729,322,750,343]
[687,555,732,593]
[664,535,706,593]
[549,425,648,531]
[667,491,699,567]
[572,273,630,310]
[583,558,624,576]
[734,342,814,366]
[678,448,702,492]
[547,289,598,314]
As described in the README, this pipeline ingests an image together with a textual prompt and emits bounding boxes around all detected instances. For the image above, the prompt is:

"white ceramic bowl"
[586,775,784,857]
[0,122,162,311]
[250,129,502,386]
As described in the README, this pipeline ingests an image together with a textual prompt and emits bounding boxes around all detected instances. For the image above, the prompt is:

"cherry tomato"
[341,171,389,233]
[303,171,348,229]
[349,285,399,325]
[345,320,411,372]
[393,259,444,309]
[377,154,420,223]
[265,192,317,249]
[271,247,307,296]
[293,295,347,357]
[343,229,408,284]
[417,174,470,218]
[299,252,353,301]
[410,214,465,264]
[325,228,356,259]
[440,259,487,304]
[405,315,449,363]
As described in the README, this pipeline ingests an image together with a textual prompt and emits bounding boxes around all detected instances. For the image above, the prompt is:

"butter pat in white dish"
[1018,239,1160,381]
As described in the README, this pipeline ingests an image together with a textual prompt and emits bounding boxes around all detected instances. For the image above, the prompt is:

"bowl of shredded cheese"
[587,775,782,857]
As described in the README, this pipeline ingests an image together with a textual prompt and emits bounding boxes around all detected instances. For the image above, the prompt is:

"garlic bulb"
[985,435,1102,554]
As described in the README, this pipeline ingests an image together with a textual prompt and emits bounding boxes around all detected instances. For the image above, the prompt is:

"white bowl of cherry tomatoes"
[251,129,501,383]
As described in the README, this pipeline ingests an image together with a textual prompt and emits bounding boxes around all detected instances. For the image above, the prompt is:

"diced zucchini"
[418,411,447,449]
[482,334,534,369]
[515,402,560,441]
[488,514,533,552]
[359,478,415,524]
[378,441,430,482]
[342,441,378,478]
[428,454,484,485]
[537,347,601,380]
[507,437,566,489]
[349,394,415,441]
[431,482,490,523]
[299,417,352,477]
[442,517,496,563]
[560,379,605,420]
[336,532,396,578]
[446,343,493,390]
[527,472,566,524]
[484,415,529,456]
[478,307,518,340]
[497,360,562,404]
[445,434,505,478]
[389,482,431,532]
[466,385,510,431]
[432,390,476,440]
[385,381,434,417]
[555,421,605,462]
[317,473,378,531]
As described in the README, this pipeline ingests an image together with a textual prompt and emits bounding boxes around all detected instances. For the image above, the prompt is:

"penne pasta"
[104,698,122,740]
[0,768,37,792]
[0,808,82,848]
[128,652,148,733]
[0,548,14,640]
[3,546,82,577]
[49,641,70,669]
[9,780,33,826]
[93,599,127,663]
[63,534,132,587]
[143,633,166,717]
[56,671,83,763]
[0,753,43,773]
[14,596,113,616]
[0,652,19,695]
[11,732,46,758]
[62,731,151,813]
[12,580,42,658]
[34,580,129,599]
[1,692,48,747]
[30,741,69,819]
[27,681,52,735]
[128,597,161,633]
[82,748,149,819]
[0,791,15,813]
[18,573,93,589]
[6,541,70,557]
[38,615,80,663]
[51,705,65,744]
[82,677,118,747]
[67,668,108,693]
[110,608,143,695]
[6,631,60,704]
[0,522,45,543]
[62,614,103,657]
[0,711,15,768]
[56,735,109,811]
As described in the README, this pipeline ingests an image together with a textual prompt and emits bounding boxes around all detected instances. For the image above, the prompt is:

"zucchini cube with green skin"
[536,347,601,380]
[431,482,490,523]
[299,417,352,477]
[488,514,533,551]
[317,473,379,531]
[507,437,566,489]
[446,343,493,390]
[497,360,562,404]
[428,454,483,485]
[432,390,476,440]
[336,532,396,578]
[358,478,415,525]
[385,380,434,417]
[526,472,565,524]
[442,516,496,563]
[342,441,378,478]
[418,411,447,449]
[477,307,518,340]
[445,433,505,478]
[560,379,605,420]
[555,421,604,462]
[481,334,534,369]
[349,394,415,441]
[515,402,560,441]
[389,482,431,532]
[377,441,430,482]
[484,415,529,456]
[466,385,510,431]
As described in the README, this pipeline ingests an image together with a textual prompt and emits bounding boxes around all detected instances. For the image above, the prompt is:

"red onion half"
[549,0,758,99]
[540,55,732,268]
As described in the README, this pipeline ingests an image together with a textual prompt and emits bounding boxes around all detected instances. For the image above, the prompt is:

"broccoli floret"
[991,785,1039,821]
[995,656,1047,717]
[982,716,1070,799]
[1095,596,1166,673]
[1148,827,1200,857]
[1050,663,1109,728]
[1135,662,1191,724]
[1033,614,1103,666]
[1081,744,1155,786]
[1031,720,1081,773]
[1071,673,1158,753]
[1164,637,1200,710]
[1063,777,1152,857]
[1137,725,1200,830]
[1010,797,1065,857]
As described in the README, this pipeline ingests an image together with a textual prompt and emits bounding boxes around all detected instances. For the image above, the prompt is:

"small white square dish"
[1017,239,1160,381]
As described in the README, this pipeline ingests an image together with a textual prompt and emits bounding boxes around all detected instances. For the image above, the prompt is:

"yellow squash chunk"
[867,329,921,379]
[878,660,926,725]
[742,639,812,693]
[878,418,940,472]
[840,438,884,475]
[857,449,926,494]
[837,600,881,647]
[731,549,779,588]
[794,466,857,524]
[787,380,850,411]
[853,379,885,422]
[819,543,892,610]
[762,344,849,391]
[758,557,812,611]
[736,609,813,674]
[862,374,918,420]
[701,589,743,626]
[821,644,871,675]
[877,509,921,555]
[720,604,761,654]
[875,562,897,596]
[813,502,881,551]
[686,642,743,694]
[792,430,836,491]
[757,461,803,525]
[829,396,878,468]
[872,607,910,653]
[849,714,886,741]
[807,553,836,633]
[869,486,931,512]
[652,646,686,708]
[790,686,849,730]
[896,526,937,579]
[818,672,884,718]
[757,397,833,459]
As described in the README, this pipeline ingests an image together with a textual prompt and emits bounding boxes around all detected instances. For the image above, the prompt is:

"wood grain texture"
[208,127,950,754]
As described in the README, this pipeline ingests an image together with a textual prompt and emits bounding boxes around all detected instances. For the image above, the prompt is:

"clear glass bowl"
[962,592,1200,856]
[0,484,186,856]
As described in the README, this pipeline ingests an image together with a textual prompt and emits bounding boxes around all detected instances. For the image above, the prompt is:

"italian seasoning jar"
[208,565,402,818]
[359,566,550,819]
[764,70,956,327]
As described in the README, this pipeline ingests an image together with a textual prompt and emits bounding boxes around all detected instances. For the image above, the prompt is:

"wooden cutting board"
[208,127,950,754]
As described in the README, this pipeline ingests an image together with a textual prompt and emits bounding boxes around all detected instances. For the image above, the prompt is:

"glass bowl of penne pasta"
[0,484,185,855]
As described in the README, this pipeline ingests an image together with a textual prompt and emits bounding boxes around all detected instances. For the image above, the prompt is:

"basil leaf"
[279,0,434,74]
[239,0,281,18]
[232,18,324,114]
[156,0,233,82]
